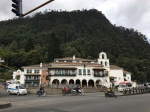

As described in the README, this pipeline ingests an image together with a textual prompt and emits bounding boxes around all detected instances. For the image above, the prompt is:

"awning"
[119,81,132,84]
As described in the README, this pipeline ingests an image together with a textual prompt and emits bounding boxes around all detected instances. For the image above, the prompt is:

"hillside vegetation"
[0,9,150,83]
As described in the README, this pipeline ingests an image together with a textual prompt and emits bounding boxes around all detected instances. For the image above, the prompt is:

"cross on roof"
[0,57,4,64]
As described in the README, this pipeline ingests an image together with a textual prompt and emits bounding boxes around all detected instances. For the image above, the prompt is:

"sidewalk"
[0,101,11,109]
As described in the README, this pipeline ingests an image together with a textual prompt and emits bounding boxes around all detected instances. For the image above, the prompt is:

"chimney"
[73,55,75,60]
[40,63,42,67]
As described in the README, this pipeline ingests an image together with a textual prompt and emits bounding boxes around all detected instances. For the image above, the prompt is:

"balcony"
[94,74,105,77]
[49,74,76,77]
[25,79,40,82]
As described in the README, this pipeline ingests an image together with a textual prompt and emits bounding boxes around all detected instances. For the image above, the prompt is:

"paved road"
[0,89,150,112]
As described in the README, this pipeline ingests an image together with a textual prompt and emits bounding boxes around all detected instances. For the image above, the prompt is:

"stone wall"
[27,87,102,95]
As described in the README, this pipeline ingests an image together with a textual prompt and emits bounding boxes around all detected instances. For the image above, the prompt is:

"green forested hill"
[0,9,150,83]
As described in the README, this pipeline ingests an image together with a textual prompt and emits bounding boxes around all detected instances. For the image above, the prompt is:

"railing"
[49,74,76,76]
[122,87,150,95]
[93,74,105,77]
[25,80,40,82]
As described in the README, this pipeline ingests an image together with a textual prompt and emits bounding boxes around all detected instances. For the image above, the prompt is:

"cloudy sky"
[1,0,150,40]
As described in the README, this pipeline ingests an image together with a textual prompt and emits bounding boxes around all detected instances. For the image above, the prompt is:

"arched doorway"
[82,79,87,87]
[69,79,74,84]
[69,79,74,88]
[61,79,68,85]
[76,79,81,86]
[88,79,94,87]
[52,79,59,88]
[96,79,102,88]
[96,79,101,85]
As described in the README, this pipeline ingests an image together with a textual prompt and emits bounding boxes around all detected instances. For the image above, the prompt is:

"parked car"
[7,84,27,95]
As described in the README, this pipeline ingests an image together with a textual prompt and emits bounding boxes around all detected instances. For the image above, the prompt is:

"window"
[83,69,86,75]
[104,71,108,76]
[99,71,103,76]
[87,69,91,75]
[105,61,107,66]
[16,75,20,80]
[19,85,25,89]
[101,61,103,65]
[27,69,32,73]
[34,70,39,73]
[55,70,58,74]
[72,70,76,75]
[79,69,82,75]
[123,74,126,77]
[102,54,104,59]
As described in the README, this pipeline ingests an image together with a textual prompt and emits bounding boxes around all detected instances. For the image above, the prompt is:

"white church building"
[12,52,132,88]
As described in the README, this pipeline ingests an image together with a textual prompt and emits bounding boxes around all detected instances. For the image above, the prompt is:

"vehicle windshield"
[19,85,25,89]
[119,84,132,88]
[119,85,126,88]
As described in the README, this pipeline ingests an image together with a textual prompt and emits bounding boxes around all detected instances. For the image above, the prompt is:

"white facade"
[12,69,25,84]
[109,69,124,86]
[12,63,49,87]
[97,52,110,68]
[12,52,132,88]
[49,64,110,88]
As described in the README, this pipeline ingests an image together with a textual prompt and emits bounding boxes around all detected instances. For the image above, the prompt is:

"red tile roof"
[110,65,123,70]
[54,57,96,62]
[123,70,130,74]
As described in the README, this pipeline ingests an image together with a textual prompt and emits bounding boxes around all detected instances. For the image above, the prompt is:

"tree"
[62,44,80,57]
[47,33,61,62]
[24,50,41,65]
[8,40,18,52]
[25,37,34,52]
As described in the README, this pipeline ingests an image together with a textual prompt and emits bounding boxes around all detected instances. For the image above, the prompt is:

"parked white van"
[7,84,27,95]
[118,82,132,92]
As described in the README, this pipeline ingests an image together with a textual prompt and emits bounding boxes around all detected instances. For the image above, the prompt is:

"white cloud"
[0,0,150,40]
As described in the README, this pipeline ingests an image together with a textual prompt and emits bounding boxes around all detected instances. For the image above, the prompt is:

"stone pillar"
[81,83,82,88]
[74,80,76,85]
[49,80,52,88]
[94,82,96,88]
[87,82,88,88]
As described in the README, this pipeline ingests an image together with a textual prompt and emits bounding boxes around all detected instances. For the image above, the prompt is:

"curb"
[0,102,11,109]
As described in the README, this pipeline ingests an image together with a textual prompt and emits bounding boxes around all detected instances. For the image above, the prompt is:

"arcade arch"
[88,79,94,87]
[82,79,87,87]
[61,79,68,84]
[52,79,59,84]
[76,79,81,85]
[69,79,74,84]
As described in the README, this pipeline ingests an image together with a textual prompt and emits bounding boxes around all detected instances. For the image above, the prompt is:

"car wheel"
[8,91,11,95]
[17,92,20,96]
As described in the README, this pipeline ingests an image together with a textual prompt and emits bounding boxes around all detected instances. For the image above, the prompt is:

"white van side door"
[14,86,19,94]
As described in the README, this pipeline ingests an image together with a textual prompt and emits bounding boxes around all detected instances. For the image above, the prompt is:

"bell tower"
[97,52,110,68]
